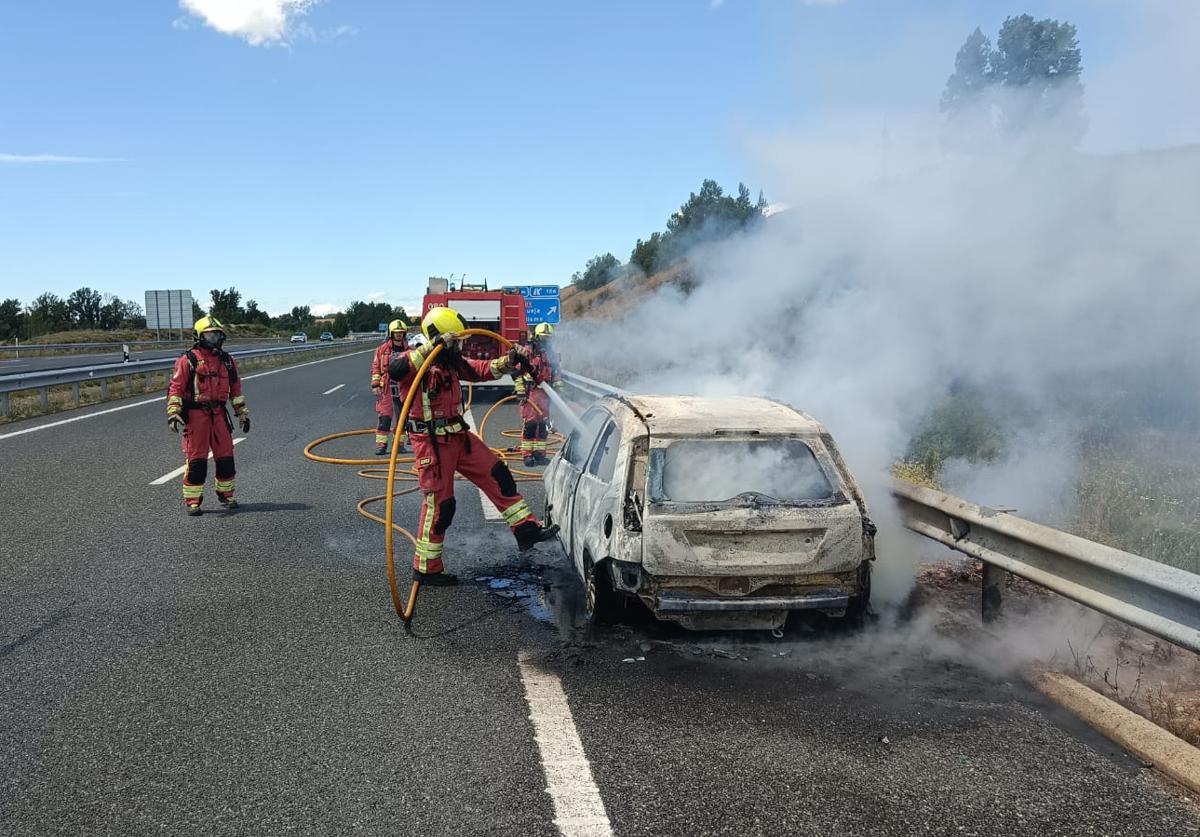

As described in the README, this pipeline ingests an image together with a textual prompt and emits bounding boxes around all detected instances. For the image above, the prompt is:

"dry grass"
[1,345,363,424]
[890,460,941,489]
[561,264,690,322]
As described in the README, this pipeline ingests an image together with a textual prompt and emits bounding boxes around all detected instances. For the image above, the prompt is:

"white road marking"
[463,406,503,520]
[322,383,345,395]
[0,348,374,442]
[150,437,246,484]
[517,652,613,837]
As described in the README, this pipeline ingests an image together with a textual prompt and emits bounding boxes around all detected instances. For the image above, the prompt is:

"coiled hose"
[303,328,562,624]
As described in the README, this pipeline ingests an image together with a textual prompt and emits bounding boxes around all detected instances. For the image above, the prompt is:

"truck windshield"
[648,438,836,505]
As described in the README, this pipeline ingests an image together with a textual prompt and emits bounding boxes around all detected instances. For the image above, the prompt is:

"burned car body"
[543,395,876,631]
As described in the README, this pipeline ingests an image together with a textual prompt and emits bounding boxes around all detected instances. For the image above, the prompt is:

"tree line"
[201,287,408,338]
[571,178,768,292]
[0,290,146,340]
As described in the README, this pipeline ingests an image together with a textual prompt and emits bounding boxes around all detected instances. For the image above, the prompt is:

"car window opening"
[648,438,836,505]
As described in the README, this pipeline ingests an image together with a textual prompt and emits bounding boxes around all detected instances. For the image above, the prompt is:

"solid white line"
[517,652,613,837]
[150,437,246,485]
[463,406,503,520]
[322,383,345,395]
[0,348,374,442]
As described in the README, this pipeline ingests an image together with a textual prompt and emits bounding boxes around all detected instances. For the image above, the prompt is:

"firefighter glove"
[239,414,251,434]
[167,414,184,433]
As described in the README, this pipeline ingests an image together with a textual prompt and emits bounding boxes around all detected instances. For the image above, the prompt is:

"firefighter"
[514,322,563,466]
[370,318,410,456]
[166,316,250,516]
[387,306,558,585]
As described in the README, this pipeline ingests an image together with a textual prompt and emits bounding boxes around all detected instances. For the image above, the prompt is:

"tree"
[242,299,272,327]
[66,287,103,329]
[192,299,206,322]
[209,287,244,323]
[0,298,25,341]
[27,293,70,336]
[941,16,1085,146]
[630,232,664,276]
[940,27,994,114]
[571,253,622,291]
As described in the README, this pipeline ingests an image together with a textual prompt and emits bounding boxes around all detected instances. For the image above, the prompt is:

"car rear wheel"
[585,558,619,624]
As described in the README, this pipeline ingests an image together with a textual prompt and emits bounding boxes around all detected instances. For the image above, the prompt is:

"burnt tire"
[585,559,619,625]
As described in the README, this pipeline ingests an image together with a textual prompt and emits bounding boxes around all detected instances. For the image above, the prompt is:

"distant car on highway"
[543,394,876,631]
[290,332,308,344]
[319,332,334,342]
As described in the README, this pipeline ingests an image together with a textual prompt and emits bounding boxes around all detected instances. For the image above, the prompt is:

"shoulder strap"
[219,350,238,384]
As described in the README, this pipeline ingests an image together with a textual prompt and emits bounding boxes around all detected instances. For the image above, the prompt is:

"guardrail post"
[100,379,108,399]
[125,374,133,392]
[144,372,154,393]
[40,386,48,410]
[1,392,8,417]
[981,563,1006,622]
[71,382,80,407]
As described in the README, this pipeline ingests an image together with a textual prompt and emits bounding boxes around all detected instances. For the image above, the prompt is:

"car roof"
[600,394,826,437]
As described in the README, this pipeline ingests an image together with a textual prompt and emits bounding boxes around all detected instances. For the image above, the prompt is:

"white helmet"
[407,333,428,349]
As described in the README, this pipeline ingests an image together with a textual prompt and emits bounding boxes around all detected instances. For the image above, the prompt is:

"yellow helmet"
[421,306,467,340]
[194,315,225,338]
[533,323,555,338]
[388,318,408,337]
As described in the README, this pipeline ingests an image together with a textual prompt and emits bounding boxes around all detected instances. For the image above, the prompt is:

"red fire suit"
[166,346,248,508]
[387,344,541,575]
[514,342,562,462]
[370,339,408,451]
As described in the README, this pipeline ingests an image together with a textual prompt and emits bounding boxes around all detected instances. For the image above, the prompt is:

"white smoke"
[560,4,1200,602]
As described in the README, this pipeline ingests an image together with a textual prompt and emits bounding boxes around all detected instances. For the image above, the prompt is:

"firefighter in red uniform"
[387,306,558,585]
[166,317,250,516]
[514,322,563,466]
[370,318,410,456]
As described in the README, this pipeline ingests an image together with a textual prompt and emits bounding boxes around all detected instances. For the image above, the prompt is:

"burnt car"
[543,395,876,631]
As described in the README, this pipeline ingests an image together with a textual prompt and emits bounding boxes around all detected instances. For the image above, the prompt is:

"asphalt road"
[0,340,344,375]
[1,350,1196,836]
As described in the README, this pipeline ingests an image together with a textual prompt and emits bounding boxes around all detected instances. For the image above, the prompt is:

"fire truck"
[422,277,528,389]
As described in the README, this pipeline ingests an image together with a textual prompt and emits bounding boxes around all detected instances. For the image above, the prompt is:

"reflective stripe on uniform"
[500,498,533,527]
[415,493,443,573]
[231,395,246,408]
[182,483,204,499]
[215,477,235,493]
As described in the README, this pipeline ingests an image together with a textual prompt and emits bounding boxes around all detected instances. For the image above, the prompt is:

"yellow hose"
[303,329,562,624]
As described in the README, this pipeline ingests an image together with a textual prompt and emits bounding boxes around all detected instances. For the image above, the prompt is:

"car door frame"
[546,405,609,574]
[569,417,624,569]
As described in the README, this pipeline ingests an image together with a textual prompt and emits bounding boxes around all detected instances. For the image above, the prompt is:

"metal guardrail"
[0,337,283,354]
[0,341,361,417]
[892,479,1200,653]
[559,370,627,400]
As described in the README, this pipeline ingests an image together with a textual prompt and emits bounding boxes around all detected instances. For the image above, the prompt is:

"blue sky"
[0,1,1175,317]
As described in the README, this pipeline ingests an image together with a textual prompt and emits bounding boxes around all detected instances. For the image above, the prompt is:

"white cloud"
[367,291,387,301]
[0,153,127,164]
[179,0,319,46]
[310,303,339,317]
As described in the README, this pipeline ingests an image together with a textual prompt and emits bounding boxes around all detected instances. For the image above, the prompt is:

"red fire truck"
[421,276,527,362]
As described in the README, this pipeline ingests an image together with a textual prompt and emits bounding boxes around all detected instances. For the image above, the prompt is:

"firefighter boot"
[514,521,559,551]
[186,502,203,517]
[375,443,388,456]
[523,454,537,467]
[414,569,459,587]
[218,492,238,510]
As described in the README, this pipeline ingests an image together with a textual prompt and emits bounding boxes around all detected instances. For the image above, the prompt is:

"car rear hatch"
[640,435,863,579]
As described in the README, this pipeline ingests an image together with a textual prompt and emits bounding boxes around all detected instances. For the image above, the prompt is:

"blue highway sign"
[525,297,560,325]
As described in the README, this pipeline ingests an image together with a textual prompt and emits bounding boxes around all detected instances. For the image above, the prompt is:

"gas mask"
[201,331,225,350]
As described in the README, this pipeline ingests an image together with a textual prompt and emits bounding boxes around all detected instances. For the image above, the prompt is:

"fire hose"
[303,328,562,625]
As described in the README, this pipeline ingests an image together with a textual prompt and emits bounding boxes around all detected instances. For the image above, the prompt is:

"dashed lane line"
[322,383,345,395]
[150,437,246,485]
[517,652,614,837]
[463,406,504,520]
[0,349,374,442]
